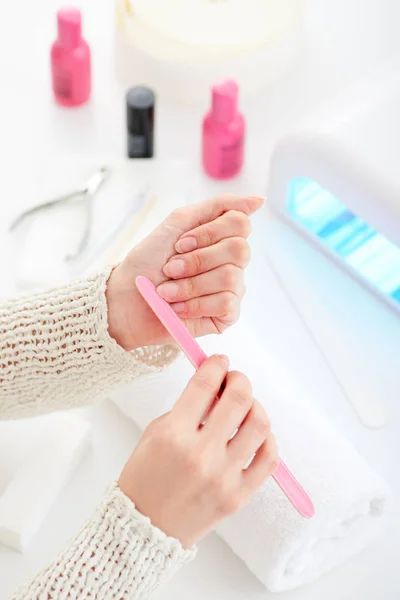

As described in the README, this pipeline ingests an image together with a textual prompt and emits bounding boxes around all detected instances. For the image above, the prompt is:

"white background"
[0,1,399,599]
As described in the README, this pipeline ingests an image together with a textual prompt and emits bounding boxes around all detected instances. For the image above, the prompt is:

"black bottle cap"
[126,86,155,135]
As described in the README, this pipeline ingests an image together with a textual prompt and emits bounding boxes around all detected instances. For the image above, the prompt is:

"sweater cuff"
[11,483,196,600]
[0,265,179,420]
[102,482,196,574]
[68,482,196,598]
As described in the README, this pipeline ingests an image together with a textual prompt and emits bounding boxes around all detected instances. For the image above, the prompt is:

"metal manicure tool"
[9,166,111,262]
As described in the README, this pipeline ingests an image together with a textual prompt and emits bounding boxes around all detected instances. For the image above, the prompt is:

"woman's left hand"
[106,194,263,350]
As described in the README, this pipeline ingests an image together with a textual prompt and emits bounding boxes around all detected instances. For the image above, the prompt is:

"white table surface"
[1,1,400,598]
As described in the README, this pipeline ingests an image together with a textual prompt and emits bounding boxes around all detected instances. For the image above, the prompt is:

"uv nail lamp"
[265,63,400,429]
[269,137,400,316]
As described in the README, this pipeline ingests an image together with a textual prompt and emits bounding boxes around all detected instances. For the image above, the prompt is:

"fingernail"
[219,354,230,366]
[164,259,185,277]
[172,302,185,313]
[176,237,197,253]
[157,282,180,300]
[248,195,266,209]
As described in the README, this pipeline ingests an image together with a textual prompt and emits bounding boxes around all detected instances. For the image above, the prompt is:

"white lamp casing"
[265,62,400,429]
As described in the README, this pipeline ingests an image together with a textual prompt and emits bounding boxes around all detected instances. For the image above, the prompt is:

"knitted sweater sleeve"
[10,483,196,600]
[0,265,179,420]
[1,269,195,599]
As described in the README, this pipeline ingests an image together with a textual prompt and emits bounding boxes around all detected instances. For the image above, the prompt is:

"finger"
[201,194,264,224]
[242,434,279,491]
[228,402,271,466]
[163,237,250,279]
[203,371,253,442]
[175,210,251,253]
[157,265,244,302]
[172,355,229,426]
[171,292,240,323]
[168,195,264,233]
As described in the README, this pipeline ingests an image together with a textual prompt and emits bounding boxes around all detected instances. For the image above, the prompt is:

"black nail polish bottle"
[126,86,155,158]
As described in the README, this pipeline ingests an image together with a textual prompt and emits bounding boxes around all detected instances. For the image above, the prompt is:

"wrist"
[118,474,194,549]
[106,265,140,351]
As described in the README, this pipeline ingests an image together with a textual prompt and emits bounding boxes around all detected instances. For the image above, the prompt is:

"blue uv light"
[287,177,400,304]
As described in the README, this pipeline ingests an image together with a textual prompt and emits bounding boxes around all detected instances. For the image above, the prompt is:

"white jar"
[115,0,307,105]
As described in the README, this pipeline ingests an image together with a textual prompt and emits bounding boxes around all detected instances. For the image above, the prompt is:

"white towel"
[0,414,90,552]
[111,323,391,592]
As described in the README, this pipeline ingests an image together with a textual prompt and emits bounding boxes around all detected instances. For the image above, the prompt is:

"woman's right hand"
[118,355,278,548]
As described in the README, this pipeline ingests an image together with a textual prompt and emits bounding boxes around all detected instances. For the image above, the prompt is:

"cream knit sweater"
[0,267,195,599]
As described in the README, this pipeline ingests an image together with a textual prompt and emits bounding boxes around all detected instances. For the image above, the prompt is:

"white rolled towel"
[111,323,390,592]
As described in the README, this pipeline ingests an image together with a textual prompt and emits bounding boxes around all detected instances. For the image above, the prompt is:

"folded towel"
[112,323,391,592]
[0,414,90,552]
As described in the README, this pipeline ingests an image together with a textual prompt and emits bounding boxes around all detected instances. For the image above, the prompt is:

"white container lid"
[129,0,305,53]
[115,0,307,104]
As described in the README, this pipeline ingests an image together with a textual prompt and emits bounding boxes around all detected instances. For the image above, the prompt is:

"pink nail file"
[136,275,315,519]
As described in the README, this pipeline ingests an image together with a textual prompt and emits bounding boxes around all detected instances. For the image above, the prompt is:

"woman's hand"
[118,355,278,548]
[106,194,263,350]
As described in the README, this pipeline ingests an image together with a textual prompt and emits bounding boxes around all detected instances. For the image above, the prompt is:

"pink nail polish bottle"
[51,7,91,107]
[202,80,245,180]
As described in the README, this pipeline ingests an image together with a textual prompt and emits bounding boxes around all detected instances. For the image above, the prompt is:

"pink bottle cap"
[57,7,82,49]
[211,79,238,123]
